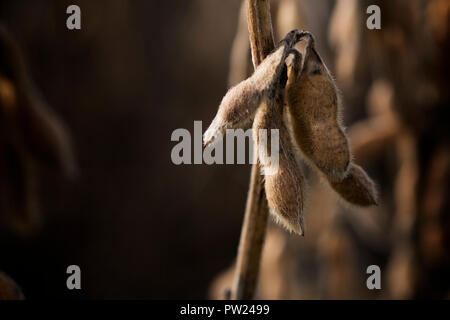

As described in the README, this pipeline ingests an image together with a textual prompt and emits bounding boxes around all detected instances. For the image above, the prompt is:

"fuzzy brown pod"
[204,28,308,234]
[285,32,350,182]
[285,32,377,208]
[204,28,377,237]
[253,93,306,235]
[328,163,378,206]
[203,30,303,147]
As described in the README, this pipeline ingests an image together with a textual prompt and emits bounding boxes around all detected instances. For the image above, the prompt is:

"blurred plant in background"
[0,26,76,299]
[0,27,76,237]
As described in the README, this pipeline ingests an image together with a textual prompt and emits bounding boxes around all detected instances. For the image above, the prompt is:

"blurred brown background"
[0,0,449,299]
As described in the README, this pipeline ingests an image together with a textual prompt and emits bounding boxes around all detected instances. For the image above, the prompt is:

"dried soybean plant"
[0,26,77,236]
[204,0,377,299]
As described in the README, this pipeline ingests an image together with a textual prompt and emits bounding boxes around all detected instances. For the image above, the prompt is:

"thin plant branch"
[230,0,275,300]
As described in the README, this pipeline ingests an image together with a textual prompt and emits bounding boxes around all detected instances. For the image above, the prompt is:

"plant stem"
[246,0,275,66]
[231,0,275,300]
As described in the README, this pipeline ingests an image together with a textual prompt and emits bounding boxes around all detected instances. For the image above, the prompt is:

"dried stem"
[231,0,275,300]
[246,0,275,67]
